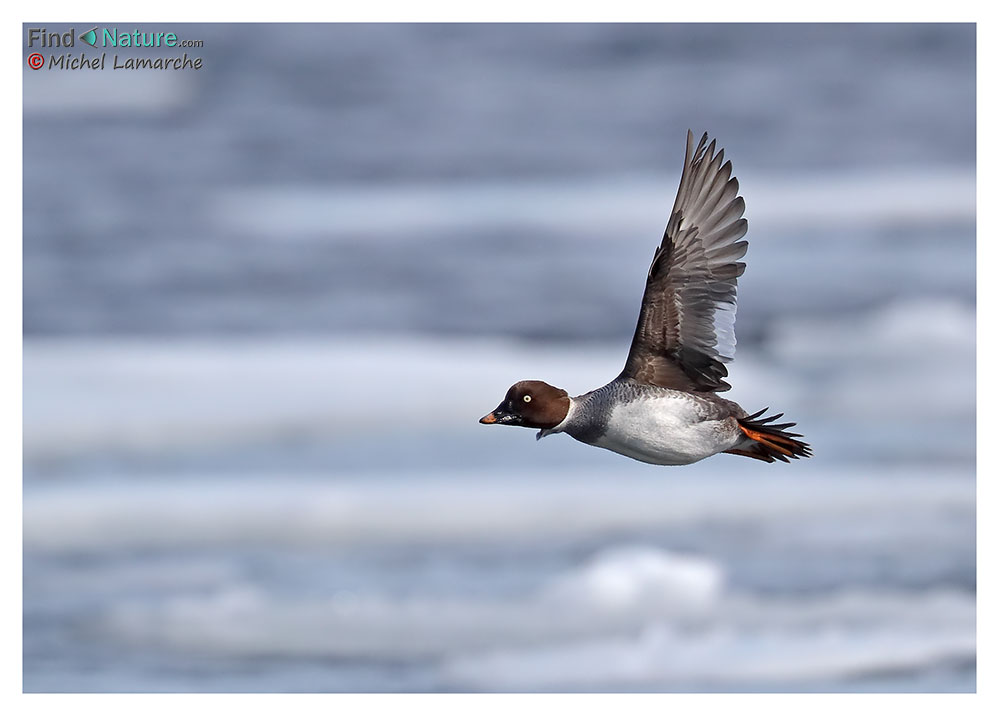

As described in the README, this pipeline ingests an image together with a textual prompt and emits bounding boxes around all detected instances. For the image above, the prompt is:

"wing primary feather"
[619,132,751,393]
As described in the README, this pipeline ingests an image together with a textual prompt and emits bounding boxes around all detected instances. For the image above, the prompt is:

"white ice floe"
[23,467,973,553]
[88,543,973,688]
[211,169,974,241]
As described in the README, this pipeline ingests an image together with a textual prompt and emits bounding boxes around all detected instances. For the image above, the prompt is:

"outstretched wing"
[619,130,749,392]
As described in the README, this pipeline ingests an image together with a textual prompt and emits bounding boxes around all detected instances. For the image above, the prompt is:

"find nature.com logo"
[26,26,204,71]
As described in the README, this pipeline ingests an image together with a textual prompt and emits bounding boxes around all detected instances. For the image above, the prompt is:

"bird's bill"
[479,406,523,426]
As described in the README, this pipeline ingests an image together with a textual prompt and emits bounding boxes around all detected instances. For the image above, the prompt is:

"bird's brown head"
[479,380,570,430]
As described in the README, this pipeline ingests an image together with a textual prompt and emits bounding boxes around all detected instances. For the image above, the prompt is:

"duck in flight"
[480,131,811,465]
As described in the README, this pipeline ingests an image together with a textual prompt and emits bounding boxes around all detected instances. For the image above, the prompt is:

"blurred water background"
[22,23,976,692]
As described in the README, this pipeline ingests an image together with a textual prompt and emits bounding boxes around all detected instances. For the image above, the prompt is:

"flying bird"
[480,131,811,465]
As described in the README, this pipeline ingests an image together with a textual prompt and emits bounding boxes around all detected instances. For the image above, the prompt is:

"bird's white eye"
[523,395,532,403]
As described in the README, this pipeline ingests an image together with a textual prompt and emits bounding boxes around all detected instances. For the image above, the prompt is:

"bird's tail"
[724,408,812,463]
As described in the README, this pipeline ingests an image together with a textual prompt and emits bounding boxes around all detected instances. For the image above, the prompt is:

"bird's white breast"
[594,395,736,466]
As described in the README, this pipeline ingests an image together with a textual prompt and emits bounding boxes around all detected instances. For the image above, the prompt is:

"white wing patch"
[713,300,738,363]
